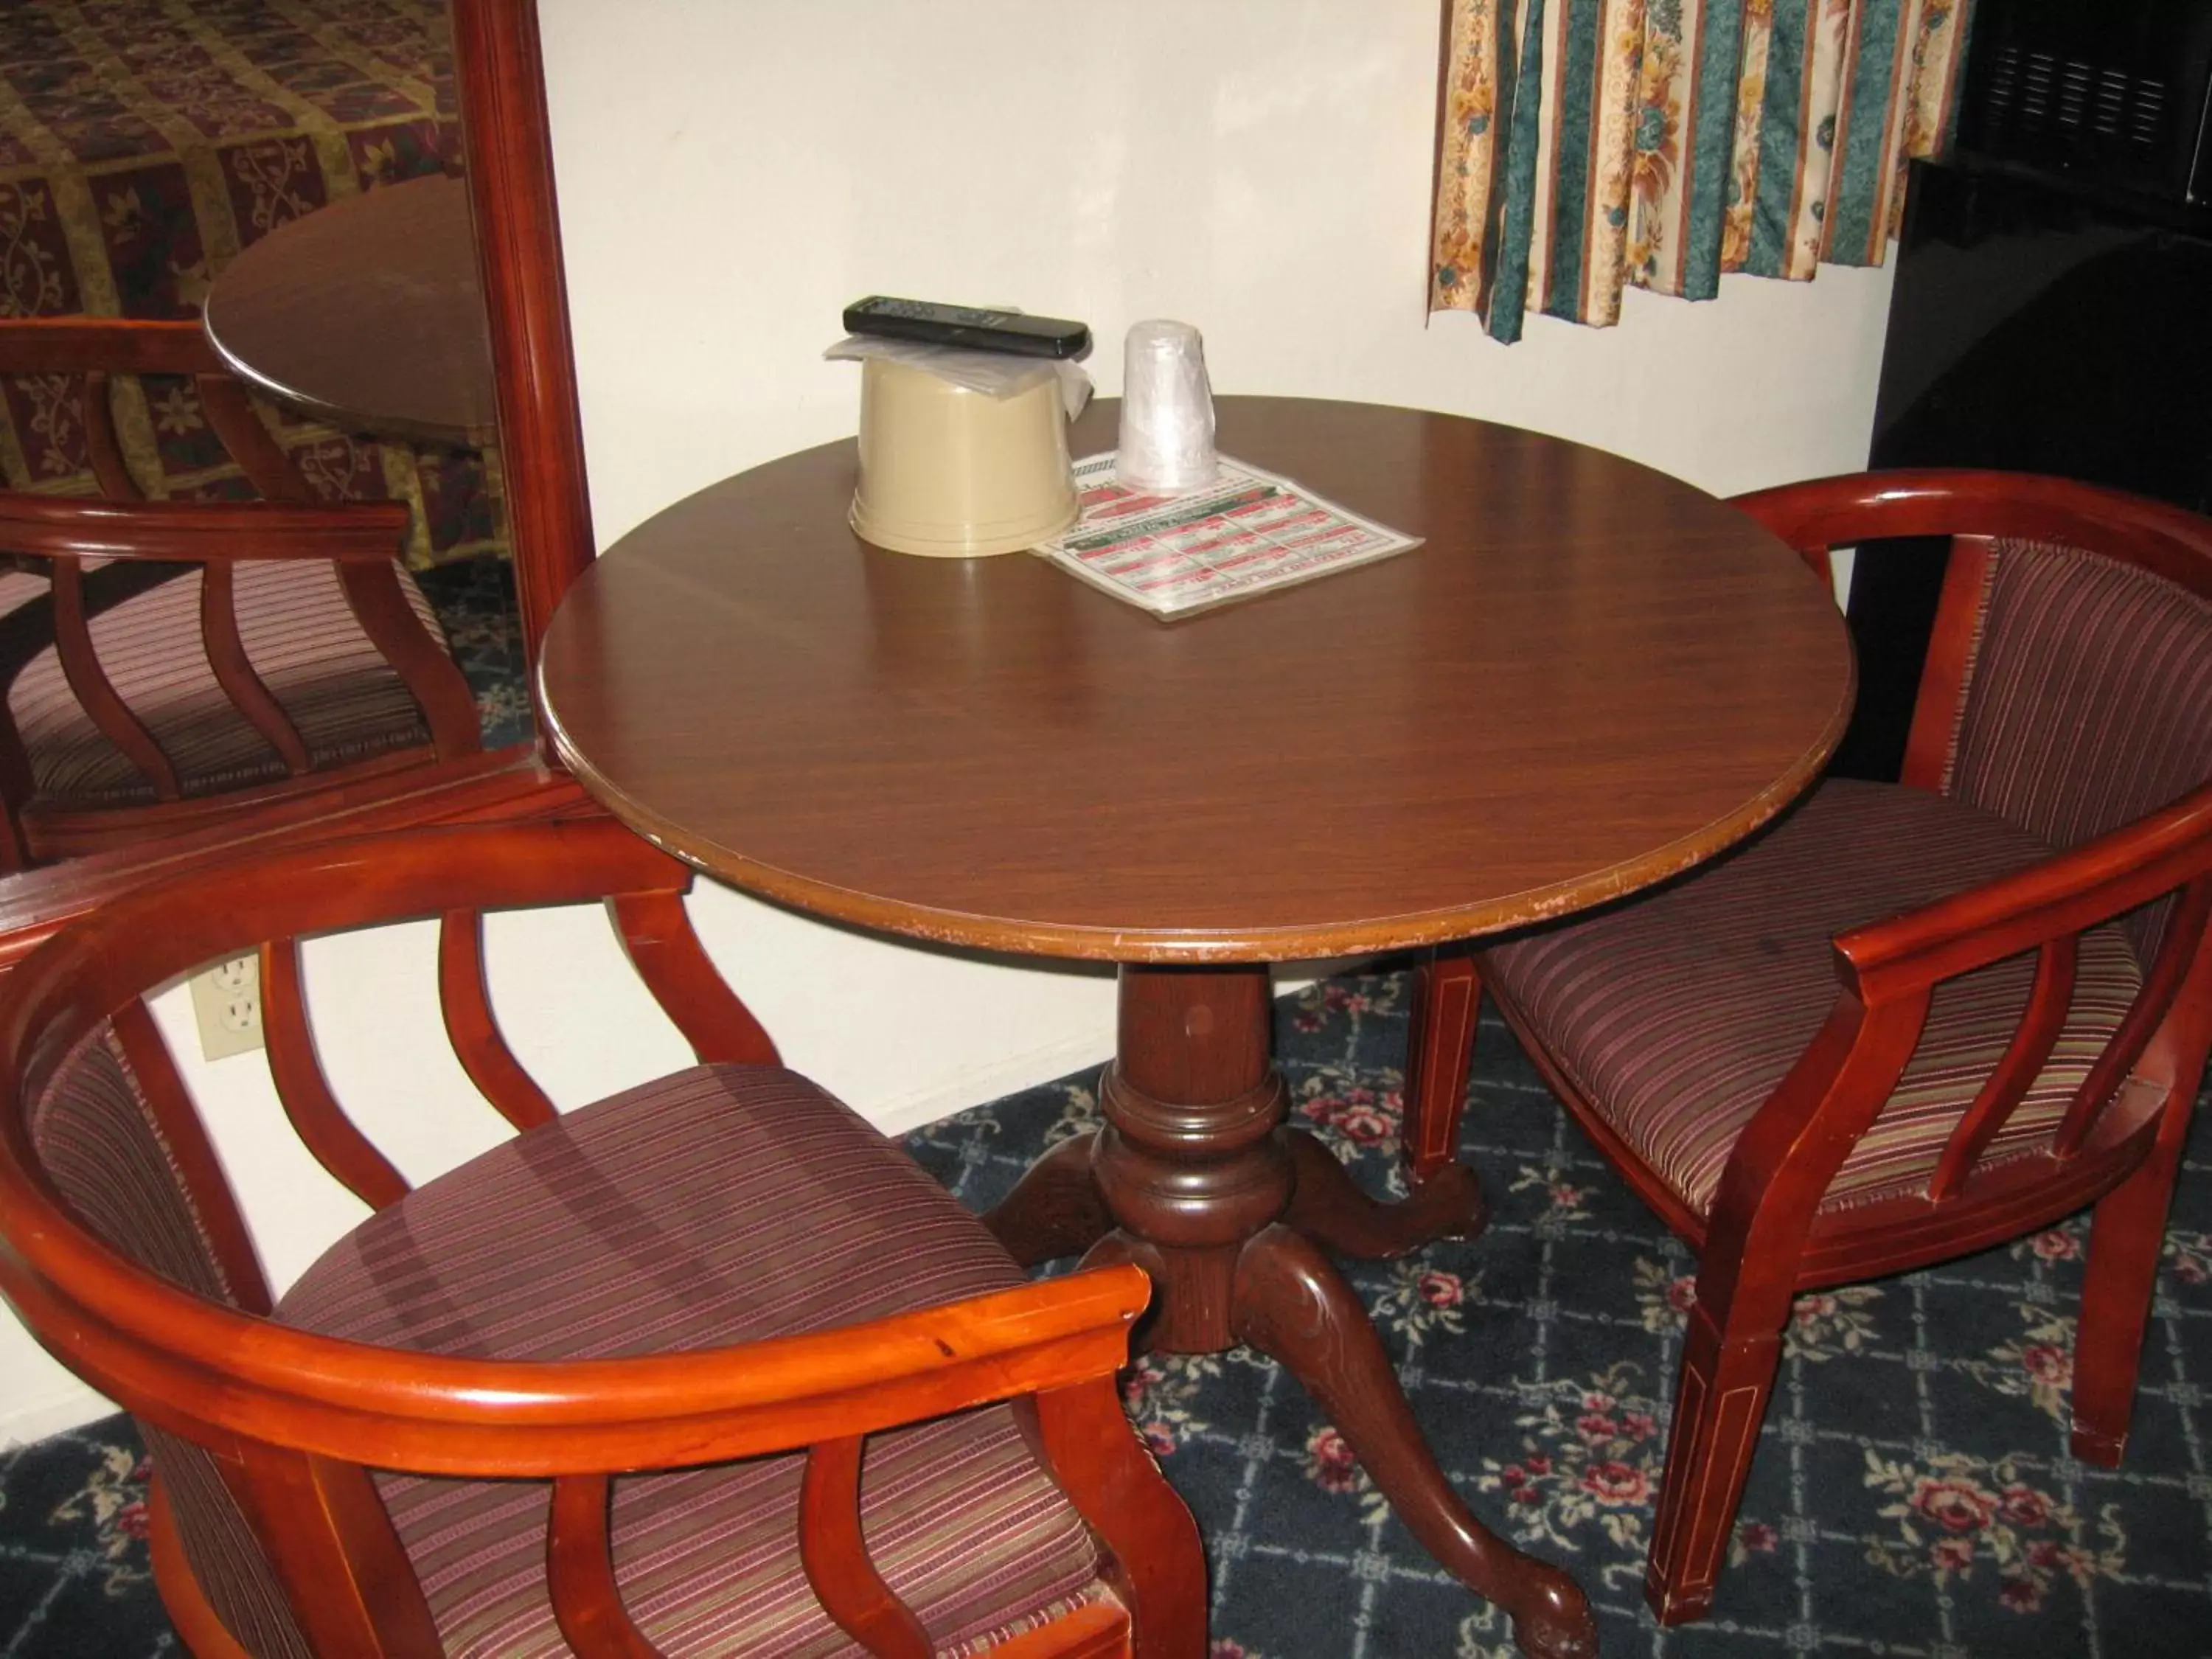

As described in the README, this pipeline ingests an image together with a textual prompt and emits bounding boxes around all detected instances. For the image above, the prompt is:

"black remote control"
[843,296,1090,360]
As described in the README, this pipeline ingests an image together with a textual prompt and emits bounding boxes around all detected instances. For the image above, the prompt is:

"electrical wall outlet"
[189,955,264,1061]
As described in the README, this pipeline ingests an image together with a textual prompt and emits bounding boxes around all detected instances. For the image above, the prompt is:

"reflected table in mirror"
[535,395,1855,1659]
[201,173,495,449]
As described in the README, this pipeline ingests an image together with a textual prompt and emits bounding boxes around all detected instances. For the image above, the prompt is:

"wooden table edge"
[198,176,497,451]
[198,309,493,451]
[544,679,1854,965]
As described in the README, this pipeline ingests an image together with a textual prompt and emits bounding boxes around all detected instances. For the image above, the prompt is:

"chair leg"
[1403,943,1479,1188]
[1644,1298,1786,1625]
[2071,1135,2186,1465]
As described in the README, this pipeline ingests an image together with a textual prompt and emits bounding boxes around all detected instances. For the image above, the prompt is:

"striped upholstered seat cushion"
[1482,779,2144,1217]
[276,1065,1103,1658]
[7,559,440,807]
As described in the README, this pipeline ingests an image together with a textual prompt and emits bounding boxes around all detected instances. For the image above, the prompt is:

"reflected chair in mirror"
[0,816,1204,1658]
[1399,470,2212,1625]
[0,317,481,872]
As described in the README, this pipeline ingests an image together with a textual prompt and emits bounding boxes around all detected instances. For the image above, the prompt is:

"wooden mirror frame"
[0,0,597,964]
[448,0,595,661]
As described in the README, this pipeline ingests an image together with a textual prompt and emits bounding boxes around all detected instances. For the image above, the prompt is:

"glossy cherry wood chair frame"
[0,817,1203,1658]
[1402,469,2212,1624]
[0,317,481,869]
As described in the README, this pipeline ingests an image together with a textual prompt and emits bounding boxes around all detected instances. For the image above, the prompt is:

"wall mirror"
[0,0,591,956]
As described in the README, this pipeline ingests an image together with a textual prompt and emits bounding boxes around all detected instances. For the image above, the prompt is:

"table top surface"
[539,396,1855,963]
[201,174,496,449]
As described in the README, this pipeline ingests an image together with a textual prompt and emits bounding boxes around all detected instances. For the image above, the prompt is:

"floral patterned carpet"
[7,973,2212,1657]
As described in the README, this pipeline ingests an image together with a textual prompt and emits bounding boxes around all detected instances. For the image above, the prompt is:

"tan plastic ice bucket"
[849,356,1078,557]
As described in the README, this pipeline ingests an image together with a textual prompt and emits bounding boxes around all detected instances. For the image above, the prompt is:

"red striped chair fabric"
[27,1026,308,1656]
[1944,542,2212,964]
[6,558,441,807]
[1483,777,2144,1216]
[275,1064,1104,1659]
[33,1033,1109,1658]
[1486,531,2211,1222]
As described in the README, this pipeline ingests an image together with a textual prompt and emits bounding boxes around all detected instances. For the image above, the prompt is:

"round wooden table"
[538,396,1854,1659]
[201,175,495,448]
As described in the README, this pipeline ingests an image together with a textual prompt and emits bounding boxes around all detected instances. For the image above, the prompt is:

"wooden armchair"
[0,816,1203,1657]
[1401,470,2212,1625]
[0,317,481,870]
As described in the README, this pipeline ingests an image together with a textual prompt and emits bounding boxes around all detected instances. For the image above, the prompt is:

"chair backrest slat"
[609,889,780,1065]
[1929,935,2076,1200]
[262,937,411,1211]
[335,560,484,760]
[548,1473,674,1658]
[799,1434,935,1658]
[2056,874,2212,1158]
[438,906,560,1130]
[0,563,182,828]
[79,371,142,502]
[198,563,313,776]
[144,1425,317,1659]
[192,373,314,504]
[49,557,184,800]
[231,1441,445,1658]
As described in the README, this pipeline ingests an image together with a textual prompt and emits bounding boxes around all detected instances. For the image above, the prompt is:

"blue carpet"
[414,552,534,751]
[7,974,2212,1657]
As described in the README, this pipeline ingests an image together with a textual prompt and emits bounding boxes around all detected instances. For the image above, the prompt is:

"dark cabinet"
[1838,156,2212,779]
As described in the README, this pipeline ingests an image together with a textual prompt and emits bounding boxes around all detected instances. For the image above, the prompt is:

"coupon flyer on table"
[1034,452,1423,617]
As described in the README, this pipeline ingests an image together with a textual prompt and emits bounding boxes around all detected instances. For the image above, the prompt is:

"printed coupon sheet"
[1033,453,1422,618]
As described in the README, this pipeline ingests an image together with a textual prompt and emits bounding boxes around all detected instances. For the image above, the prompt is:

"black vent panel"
[1956,0,2212,206]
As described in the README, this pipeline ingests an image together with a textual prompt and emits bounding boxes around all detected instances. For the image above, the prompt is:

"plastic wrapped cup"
[1116,320,1218,493]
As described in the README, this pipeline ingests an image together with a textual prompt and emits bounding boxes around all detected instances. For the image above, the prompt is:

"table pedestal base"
[983,964,1595,1659]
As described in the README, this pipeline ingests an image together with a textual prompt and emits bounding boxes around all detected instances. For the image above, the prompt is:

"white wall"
[537,0,1893,549]
[3,0,1895,1443]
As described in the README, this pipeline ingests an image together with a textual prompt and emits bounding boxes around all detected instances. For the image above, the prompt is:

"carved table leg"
[982,1129,1111,1267]
[1234,1225,1596,1659]
[1284,1130,1486,1259]
[1080,963,1593,1658]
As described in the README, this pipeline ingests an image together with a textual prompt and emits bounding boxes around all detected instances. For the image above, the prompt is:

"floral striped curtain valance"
[1431,0,1975,342]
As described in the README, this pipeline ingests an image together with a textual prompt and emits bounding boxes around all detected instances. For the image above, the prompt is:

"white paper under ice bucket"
[849,357,1078,557]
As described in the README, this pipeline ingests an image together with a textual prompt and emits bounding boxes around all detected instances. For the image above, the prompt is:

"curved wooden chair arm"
[7,820,698,1034]
[1690,989,1921,1303]
[0,495,412,565]
[1730,468,2212,598]
[1835,783,2212,1003]
[0,759,585,977]
[0,1228,1151,1478]
[1692,784,2212,1301]
[0,317,223,377]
